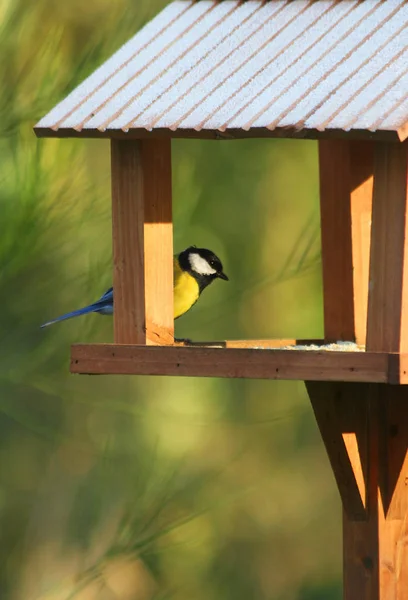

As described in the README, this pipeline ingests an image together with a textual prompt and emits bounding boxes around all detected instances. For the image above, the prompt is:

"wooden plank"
[111,139,173,345]
[307,382,368,519]
[379,385,408,520]
[111,140,145,344]
[142,139,173,346]
[319,140,373,345]
[173,338,325,348]
[70,344,390,382]
[366,141,408,353]
[34,126,401,143]
[319,140,353,341]
[308,383,408,599]
[349,142,374,347]
[393,353,408,385]
[342,384,408,600]
[343,383,379,600]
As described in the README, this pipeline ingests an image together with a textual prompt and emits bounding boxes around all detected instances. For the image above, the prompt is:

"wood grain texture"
[350,142,374,347]
[341,384,408,600]
[379,385,408,520]
[319,140,373,345]
[111,140,145,344]
[366,141,408,353]
[308,383,408,599]
[173,338,325,348]
[142,139,173,345]
[111,139,173,345]
[307,382,368,519]
[342,384,380,600]
[34,126,401,142]
[70,344,391,382]
[394,354,408,385]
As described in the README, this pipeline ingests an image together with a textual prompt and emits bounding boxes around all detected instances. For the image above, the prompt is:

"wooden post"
[111,139,173,345]
[311,140,408,599]
[342,140,408,599]
[342,384,408,600]
[315,138,374,539]
[366,141,408,353]
[314,139,374,522]
[319,140,373,345]
[307,381,368,520]
[312,140,374,527]
[307,382,408,600]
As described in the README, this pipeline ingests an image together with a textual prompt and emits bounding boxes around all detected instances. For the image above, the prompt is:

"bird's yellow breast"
[173,257,200,319]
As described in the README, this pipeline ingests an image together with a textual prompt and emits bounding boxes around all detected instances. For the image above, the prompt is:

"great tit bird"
[41,246,228,327]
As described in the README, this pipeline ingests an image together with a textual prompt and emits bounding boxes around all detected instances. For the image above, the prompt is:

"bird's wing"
[99,287,113,301]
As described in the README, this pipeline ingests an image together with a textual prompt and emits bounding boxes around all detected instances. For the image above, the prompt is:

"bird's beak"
[218,271,229,281]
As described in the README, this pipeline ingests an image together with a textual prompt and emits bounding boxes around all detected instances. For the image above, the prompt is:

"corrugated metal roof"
[35,0,408,141]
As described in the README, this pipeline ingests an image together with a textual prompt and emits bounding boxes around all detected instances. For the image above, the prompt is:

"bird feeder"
[35,1,408,598]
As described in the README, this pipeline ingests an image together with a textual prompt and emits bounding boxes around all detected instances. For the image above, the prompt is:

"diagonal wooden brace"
[307,381,368,520]
[307,382,408,599]
[317,139,408,599]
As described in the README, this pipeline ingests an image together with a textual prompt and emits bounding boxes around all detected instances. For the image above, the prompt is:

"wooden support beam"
[111,139,173,345]
[366,141,408,353]
[317,139,408,596]
[308,382,408,600]
[173,338,324,348]
[70,343,392,382]
[307,382,368,520]
[314,140,374,523]
[142,139,173,345]
[319,140,373,345]
[34,125,402,143]
[314,140,408,598]
[344,384,408,600]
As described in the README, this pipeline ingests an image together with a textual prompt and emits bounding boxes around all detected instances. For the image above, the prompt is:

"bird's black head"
[179,246,228,288]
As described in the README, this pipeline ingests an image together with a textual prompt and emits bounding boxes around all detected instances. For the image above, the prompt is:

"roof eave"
[33,126,401,142]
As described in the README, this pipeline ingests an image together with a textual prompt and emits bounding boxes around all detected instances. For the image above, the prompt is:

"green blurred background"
[0,0,342,598]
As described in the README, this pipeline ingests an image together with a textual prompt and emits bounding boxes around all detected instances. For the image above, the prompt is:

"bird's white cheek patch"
[189,253,217,275]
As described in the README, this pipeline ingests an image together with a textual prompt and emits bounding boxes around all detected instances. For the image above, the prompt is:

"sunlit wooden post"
[111,139,173,345]
[307,139,373,514]
[308,140,408,600]
[352,141,408,599]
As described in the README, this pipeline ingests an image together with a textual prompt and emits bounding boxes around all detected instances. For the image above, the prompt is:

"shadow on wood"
[307,381,369,520]
[307,381,408,599]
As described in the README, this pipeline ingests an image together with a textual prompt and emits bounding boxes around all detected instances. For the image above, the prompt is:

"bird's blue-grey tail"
[41,303,104,328]
[41,287,113,328]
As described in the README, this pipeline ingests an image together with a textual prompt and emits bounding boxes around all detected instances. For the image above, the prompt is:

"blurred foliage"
[0,0,341,598]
